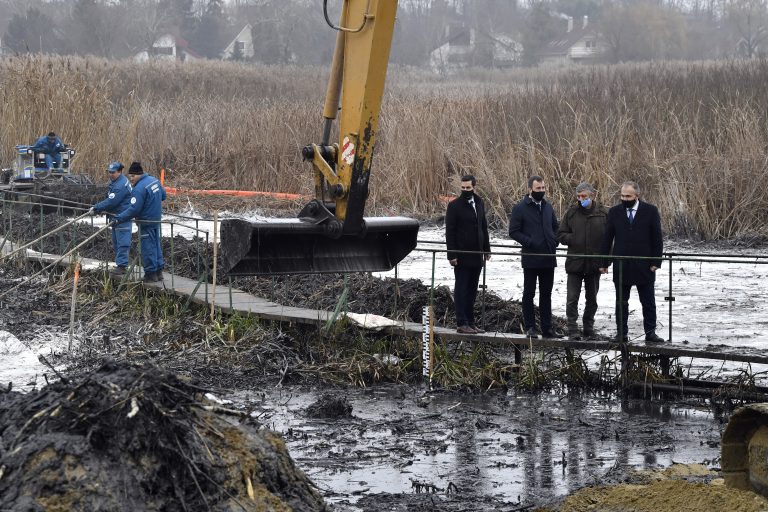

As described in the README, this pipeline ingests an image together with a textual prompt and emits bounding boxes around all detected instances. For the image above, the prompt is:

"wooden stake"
[210,211,218,320]
[68,257,81,351]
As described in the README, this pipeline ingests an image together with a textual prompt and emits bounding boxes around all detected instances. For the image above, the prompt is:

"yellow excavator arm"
[220,0,418,275]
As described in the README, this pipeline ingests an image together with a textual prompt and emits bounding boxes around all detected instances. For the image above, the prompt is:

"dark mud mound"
[0,266,70,339]
[0,361,328,512]
[305,394,353,419]
[232,273,566,334]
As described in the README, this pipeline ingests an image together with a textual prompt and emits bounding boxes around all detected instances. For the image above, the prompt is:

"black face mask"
[461,190,474,200]
[531,191,545,202]
[621,199,636,209]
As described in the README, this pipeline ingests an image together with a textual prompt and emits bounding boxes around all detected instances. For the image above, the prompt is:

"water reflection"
[249,388,722,509]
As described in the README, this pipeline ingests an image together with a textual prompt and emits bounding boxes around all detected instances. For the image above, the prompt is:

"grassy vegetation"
[1,55,767,240]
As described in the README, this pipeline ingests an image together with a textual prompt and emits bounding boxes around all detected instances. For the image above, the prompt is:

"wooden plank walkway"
[5,236,768,367]
[145,274,768,367]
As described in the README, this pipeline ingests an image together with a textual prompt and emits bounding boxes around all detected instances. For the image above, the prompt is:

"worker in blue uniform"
[31,132,66,169]
[90,162,133,276]
[114,162,167,283]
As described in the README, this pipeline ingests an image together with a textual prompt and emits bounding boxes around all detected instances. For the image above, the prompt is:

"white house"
[134,34,202,63]
[538,16,607,66]
[221,24,253,60]
[430,24,522,74]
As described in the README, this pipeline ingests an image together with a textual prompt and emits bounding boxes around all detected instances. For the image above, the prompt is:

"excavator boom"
[220,0,418,275]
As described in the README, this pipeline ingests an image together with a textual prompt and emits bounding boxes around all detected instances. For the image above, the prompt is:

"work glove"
[88,207,96,216]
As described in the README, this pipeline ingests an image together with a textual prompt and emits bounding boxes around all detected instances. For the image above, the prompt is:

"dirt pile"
[0,361,328,512]
[232,273,567,334]
[305,394,353,419]
[545,464,768,512]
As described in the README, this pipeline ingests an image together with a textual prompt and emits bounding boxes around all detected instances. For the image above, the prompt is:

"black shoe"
[112,266,127,277]
[567,330,582,340]
[583,328,595,338]
[143,272,161,283]
[471,325,485,334]
[155,270,164,281]
[645,333,665,343]
[614,334,629,343]
[542,329,564,339]
[525,328,538,338]
[457,325,476,334]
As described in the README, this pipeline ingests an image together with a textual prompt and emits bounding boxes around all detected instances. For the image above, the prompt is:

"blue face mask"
[580,198,592,208]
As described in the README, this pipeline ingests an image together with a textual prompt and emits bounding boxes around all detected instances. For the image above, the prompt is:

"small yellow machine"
[220,0,419,274]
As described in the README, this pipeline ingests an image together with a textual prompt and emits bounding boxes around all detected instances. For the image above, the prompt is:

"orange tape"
[164,187,308,200]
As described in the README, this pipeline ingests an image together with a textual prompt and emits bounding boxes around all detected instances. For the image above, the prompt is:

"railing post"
[480,256,487,331]
[195,219,200,277]
[666,253,674,344]
[39,200,44,256]
[618,259,623,340]
[430,251,436,312]
[204,231,209,304]
[170,222,175,290]
[139,222,144,278]
[394,264,399,319]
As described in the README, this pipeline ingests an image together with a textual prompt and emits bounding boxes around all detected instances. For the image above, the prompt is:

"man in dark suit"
[509,175,561,339]
[599,181,664,343]
[446,175,491,334]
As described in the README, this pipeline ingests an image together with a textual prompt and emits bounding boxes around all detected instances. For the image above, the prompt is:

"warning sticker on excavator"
[341,136,355,166]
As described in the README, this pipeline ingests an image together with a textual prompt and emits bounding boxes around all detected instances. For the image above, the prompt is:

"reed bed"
[1,55,767,240]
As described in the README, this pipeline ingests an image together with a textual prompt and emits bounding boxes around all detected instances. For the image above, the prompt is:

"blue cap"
[108,161,123,173]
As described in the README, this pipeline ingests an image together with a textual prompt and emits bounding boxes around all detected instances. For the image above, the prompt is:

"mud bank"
[0,361,327,511]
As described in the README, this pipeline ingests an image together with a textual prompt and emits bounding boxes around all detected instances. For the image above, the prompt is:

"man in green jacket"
[557,183,609,339]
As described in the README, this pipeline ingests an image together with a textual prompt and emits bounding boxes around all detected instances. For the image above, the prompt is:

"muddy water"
[234,385,722,510]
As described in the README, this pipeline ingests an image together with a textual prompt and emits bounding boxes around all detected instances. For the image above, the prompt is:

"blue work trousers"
[139,224,164,274]
[44,153,62,169]
[111,221,132,267]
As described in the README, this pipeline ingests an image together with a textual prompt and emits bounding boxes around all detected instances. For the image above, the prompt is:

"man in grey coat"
[557,183,608,340]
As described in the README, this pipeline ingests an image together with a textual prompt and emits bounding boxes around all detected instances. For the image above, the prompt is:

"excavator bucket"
[722,403,768,496]
[219,216,419,275]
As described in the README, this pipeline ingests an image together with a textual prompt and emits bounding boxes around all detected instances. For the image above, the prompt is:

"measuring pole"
[422,305,434,388]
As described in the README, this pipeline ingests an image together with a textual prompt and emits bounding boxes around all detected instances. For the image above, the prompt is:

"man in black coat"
[509,175,561,338]
[446,175,491,334]
[599,181,664,343]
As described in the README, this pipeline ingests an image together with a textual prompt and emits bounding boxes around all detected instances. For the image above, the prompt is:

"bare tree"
[726,0,768,57]
[602,2,687,62]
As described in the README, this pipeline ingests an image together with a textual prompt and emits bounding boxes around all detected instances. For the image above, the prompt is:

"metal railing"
[0,189,765,354]
[410,239,768,345]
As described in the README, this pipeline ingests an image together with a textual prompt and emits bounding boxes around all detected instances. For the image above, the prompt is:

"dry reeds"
[1,55,767,240]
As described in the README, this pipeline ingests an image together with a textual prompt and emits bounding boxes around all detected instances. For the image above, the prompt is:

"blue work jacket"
[32,135,64,155]
[94,175,132,222]
[115,174,166,226]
